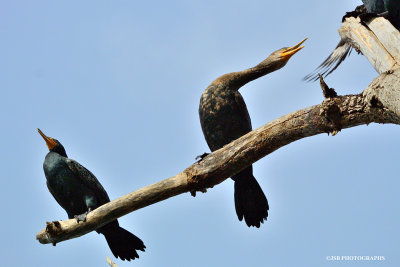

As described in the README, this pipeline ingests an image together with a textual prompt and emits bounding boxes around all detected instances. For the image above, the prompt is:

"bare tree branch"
[339,17,400,74]
[106,257,118,267]
[36,16,400,246]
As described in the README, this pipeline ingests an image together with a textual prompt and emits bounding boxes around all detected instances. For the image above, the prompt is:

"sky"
[1,0,399,266]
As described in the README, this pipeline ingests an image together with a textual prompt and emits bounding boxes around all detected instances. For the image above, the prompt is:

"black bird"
[304,0,400,82]
[199,39,306,227]
[38,129,145,261]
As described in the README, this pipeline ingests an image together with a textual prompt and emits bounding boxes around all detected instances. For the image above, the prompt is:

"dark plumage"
[38,129,145,261]
[199,39,306,227]
[304,0,400,82]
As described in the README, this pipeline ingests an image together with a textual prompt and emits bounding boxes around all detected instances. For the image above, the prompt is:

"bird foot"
[342,4,367,22]
[195,152,209,161]
[359,12,378,24]
[190,154,210,197]
[74,208,92,223]
[359,11,388,27]
[342,4,388,28]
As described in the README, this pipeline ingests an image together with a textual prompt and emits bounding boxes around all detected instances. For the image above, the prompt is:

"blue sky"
[1,0,399,266]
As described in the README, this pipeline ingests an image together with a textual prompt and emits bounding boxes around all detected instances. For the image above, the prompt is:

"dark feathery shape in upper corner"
[303,0,400,82]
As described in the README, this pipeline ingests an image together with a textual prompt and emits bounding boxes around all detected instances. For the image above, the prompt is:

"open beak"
[281,38,307,60]
[38,128,57,150]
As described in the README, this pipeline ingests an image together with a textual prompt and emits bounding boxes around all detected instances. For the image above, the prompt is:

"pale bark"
[339,17,400,74]
[36,17,400,246]
[106,257,118,267]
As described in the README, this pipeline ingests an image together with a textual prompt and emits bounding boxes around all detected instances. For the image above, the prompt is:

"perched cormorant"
[304,0,400,82]
[199,39,306,227]
[38,129,145,261]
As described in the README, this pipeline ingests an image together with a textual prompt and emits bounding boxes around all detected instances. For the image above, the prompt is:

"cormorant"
[199,39,306,227]
[38,129,145,261]
[303,0,400,82]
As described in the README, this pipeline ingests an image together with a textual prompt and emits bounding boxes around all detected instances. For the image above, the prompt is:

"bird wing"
[199,85,252,151]
[363,0,385,13]
[46,181,74,218]
[65,158,111,205]
[362,0,373,10]
[303,39,352,82]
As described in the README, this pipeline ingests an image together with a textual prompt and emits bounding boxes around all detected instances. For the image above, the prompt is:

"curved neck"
[212,59,281,91]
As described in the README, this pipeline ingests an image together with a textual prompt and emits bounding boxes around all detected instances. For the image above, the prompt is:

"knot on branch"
[37,221,63,246]
[188,173,209,196]
[369,95,384,109]
[46,221,62,234]
[320,99,342,136]
[363,85,385,113]
[185,164,209,197]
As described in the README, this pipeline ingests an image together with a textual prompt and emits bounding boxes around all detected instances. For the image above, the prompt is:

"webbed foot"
[342,4,367,22]
[74,208,92,223]
[359,11,388,27]
[74,212,88,223]
[359,12,378,23]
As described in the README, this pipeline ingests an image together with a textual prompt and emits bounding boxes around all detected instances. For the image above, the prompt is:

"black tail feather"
[232,167,269,228]
[101,224,145,261]
[303,40,352,82]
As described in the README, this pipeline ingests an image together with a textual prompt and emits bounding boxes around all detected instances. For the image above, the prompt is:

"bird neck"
[44,152,66,177]
[50,148,68,158]
[212,60,279,91]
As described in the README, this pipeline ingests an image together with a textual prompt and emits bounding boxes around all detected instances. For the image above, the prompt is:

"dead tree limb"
[106,257,118,267]
[339,17,400,74]
[37,17,400,246]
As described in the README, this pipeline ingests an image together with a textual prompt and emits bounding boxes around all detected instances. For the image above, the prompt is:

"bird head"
[259,38,307,71]
[38,128,67,157]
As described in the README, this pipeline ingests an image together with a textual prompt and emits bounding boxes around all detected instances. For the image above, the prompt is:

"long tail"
[232,166,269,228]
[302,4,369,82]
[99,221,145,261]
[303,40,352,82]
